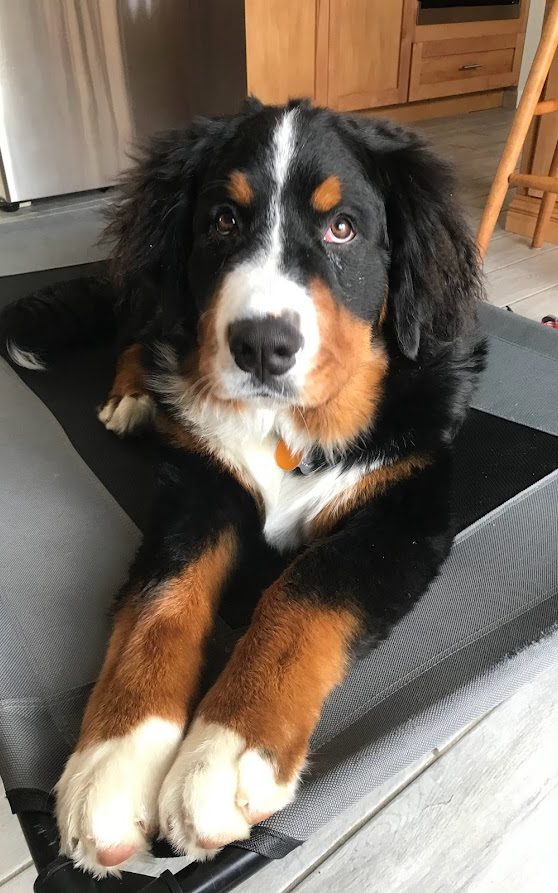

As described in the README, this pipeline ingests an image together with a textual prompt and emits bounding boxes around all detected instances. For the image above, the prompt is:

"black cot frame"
[21,810,267,892]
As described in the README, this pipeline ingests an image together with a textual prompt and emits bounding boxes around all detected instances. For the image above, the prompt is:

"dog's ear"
[107,118,226,290]
[107,107,276,337]
[340,117,483,360]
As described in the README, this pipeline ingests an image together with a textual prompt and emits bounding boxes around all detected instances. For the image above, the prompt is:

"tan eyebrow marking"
[311,176,342,213]
[227,170,253,206]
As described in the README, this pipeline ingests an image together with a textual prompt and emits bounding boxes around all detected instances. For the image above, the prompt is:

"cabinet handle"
[460,63,482,71]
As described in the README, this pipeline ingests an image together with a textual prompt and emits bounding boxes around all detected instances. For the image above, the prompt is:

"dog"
[1,98,485,877]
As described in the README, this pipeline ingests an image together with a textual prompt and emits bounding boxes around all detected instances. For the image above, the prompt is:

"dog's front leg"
[56,452,255,877]
[160,462,452,857]
[159,578,361,859]
[98,343,154,436]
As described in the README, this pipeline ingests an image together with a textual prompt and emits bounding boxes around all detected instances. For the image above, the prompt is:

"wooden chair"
[477,0,558,257]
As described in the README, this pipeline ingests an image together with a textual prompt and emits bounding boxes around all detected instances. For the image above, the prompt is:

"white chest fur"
[151,361,372,551]
[231,435,365,551]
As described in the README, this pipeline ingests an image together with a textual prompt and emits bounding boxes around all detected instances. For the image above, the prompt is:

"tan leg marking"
[158,590,361,857]
[199,590,361,780]
[56,531,237,876]
[79,529,238,748]
[98,344,155,435]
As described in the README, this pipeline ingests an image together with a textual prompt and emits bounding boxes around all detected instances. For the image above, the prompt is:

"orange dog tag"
[275,439,303,471]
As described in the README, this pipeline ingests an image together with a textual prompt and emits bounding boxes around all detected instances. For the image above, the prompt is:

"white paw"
[158,719,299,861]
[56,718,182,878]
[97,394,154,436]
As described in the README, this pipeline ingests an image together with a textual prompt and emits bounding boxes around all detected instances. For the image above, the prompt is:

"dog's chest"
[171,396,367,551]
[219,435,361,551]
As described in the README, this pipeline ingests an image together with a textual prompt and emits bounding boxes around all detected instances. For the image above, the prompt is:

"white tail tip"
[6,341,46,371]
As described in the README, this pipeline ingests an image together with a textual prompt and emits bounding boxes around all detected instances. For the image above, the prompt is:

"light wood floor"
[1,106,557,892]
[417,107,558,322]
[237,657,558,893]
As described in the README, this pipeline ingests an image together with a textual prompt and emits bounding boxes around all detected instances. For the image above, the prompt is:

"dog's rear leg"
[98,344,155,436]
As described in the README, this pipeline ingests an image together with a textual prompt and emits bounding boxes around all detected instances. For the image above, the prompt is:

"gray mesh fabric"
[473,303,558,435]
[0,359,140,793]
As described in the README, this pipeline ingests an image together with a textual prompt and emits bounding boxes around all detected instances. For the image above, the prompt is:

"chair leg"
[532,139,558,248]
[477,0,558,258]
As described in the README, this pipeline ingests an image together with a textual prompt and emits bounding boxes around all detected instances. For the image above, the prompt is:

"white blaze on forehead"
[213,108,321,397]
[268,107,299,260]
[272,108,298,186]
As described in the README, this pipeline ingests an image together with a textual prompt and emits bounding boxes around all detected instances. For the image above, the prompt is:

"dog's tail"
[0,276,118,371]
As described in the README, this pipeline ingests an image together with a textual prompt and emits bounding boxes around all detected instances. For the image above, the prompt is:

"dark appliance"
[418,1,521,25]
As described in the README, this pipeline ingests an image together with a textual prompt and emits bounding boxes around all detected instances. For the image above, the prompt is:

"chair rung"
[535,99,558,115]
[509,172,558,193]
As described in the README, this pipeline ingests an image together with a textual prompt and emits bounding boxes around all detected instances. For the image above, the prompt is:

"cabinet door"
[327,0,416,110]
[245,0,317,105]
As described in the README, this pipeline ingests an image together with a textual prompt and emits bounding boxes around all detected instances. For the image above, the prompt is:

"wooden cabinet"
[409,5,529,104]
[409,33,522,101]
[244,0,317,105]
[322,0,416,110]
[243,0,530,117]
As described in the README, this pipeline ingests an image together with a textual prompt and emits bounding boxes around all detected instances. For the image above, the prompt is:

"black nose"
[228,316,303,381]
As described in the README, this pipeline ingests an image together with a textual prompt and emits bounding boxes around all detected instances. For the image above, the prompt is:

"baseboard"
[505,193,558,245]
[502,87,518,110]
[363,90,505,124]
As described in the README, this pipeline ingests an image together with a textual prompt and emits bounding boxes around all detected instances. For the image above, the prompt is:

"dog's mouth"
[213,371,299,405]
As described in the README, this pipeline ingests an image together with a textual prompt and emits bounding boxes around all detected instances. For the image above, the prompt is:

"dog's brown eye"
[324,215,355,244]
[215,209,237,236]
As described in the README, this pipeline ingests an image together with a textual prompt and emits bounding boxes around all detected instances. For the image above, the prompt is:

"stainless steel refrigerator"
[0,0,246,205]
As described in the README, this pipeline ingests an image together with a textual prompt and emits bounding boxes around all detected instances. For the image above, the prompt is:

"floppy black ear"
[107,119,222,286]
[105,116,234,336]
[340,117,483,360]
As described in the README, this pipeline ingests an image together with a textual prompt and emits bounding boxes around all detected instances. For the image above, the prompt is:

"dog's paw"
[56,718,182,878]
[97,393,154,436]
[158,718,299,860]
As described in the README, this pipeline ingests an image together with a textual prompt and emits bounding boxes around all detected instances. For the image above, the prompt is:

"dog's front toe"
[158,718,299,860]
[56,718,182,877]
[97,393,154,436]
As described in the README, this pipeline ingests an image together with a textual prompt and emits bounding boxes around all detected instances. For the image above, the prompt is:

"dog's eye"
[324,216,355,244]
[214,208,238,236]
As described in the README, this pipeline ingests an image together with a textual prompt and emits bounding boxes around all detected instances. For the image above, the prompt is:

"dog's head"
[109,100,482,445]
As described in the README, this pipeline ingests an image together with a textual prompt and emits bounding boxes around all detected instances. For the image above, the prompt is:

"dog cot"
[1,263,557,892]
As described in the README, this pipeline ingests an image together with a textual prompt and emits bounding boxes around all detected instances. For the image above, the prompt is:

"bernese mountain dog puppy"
[1,98,485,876]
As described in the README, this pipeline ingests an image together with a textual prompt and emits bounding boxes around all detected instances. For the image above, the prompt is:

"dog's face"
[110,100,481,445]
[189,105,389,408]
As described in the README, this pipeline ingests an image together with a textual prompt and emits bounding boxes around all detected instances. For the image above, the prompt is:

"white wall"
[518,0,546,100]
